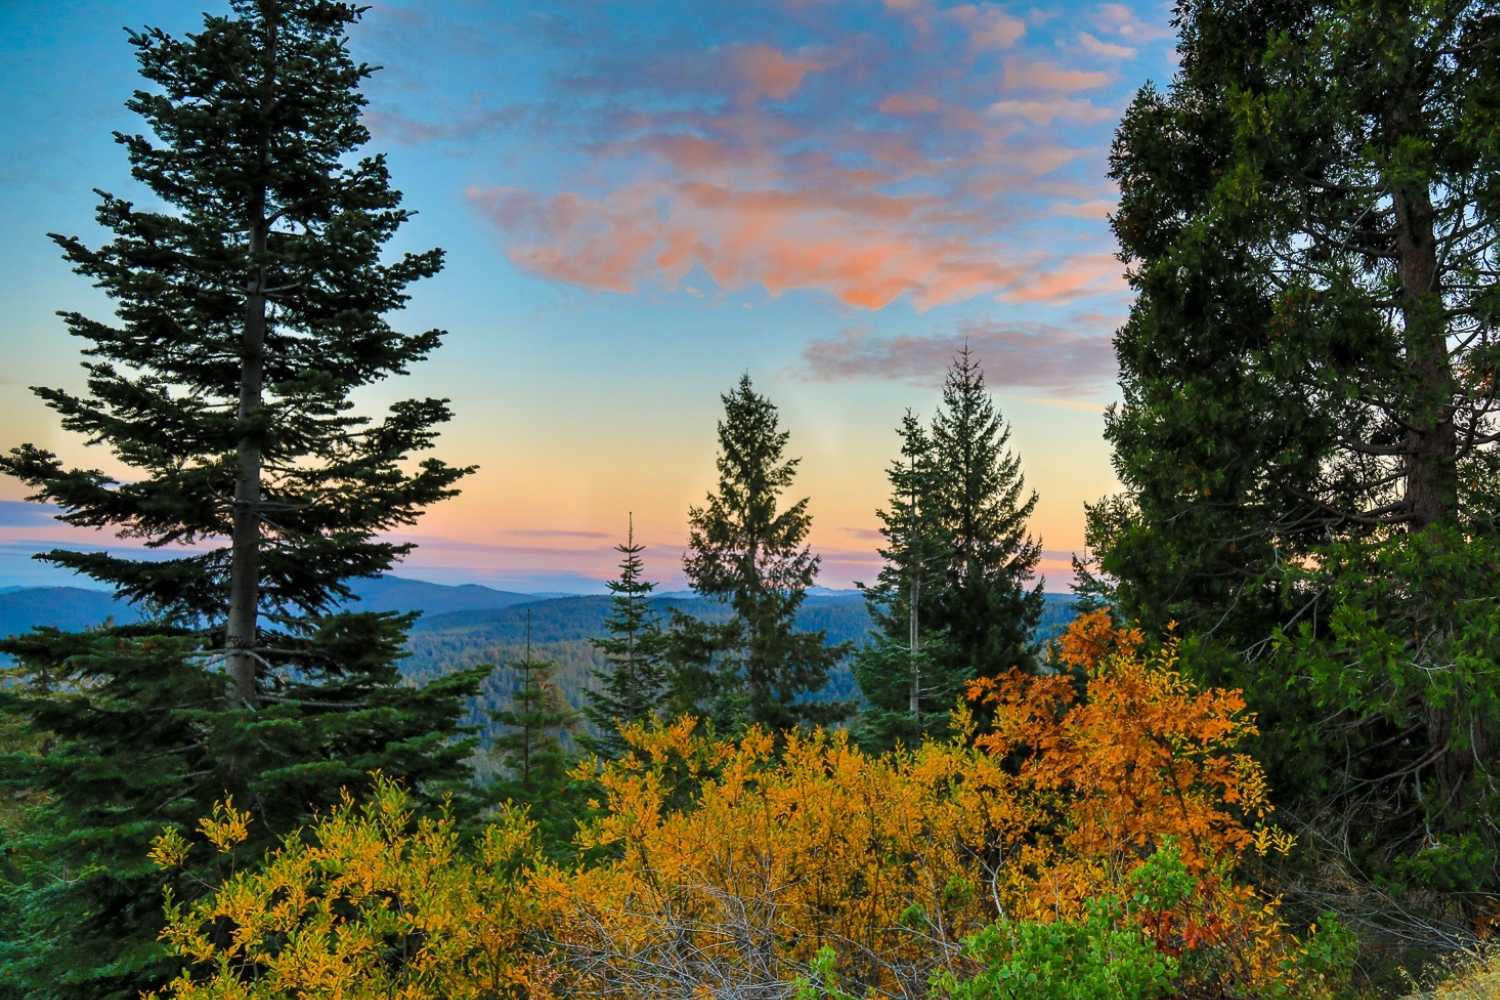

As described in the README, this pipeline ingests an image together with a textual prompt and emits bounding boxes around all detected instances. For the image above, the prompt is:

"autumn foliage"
[146,614,1349,998]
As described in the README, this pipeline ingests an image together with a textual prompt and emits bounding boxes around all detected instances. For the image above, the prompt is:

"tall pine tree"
[582,514,668,758]
[684,374,848,732]
[928,347,1044,682]
[853,410,961,751]
[1090,0,1500,937]
[0,4,484,996]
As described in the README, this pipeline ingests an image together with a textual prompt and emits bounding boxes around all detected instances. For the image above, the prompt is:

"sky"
[0,0,1178,594]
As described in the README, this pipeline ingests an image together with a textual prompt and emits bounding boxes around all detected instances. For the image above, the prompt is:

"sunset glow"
[0,0,1178,592]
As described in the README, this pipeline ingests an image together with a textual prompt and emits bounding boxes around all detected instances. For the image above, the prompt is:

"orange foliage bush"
[147,613,1335,998]
[544,714,1032,994]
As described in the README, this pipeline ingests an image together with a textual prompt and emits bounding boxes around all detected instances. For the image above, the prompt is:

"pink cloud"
[731,44,827,101]
[461,0,1133,312]
[469,178,1044,311]
[989,96,1115,124]
[1077,31,1135,59]
[945,4,1027,50]
[1003,58,1113,92]
[1093,3,1173,42]
[1057,198,1117,219]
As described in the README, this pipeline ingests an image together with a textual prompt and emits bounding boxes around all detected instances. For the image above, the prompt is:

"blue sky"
[0,0,1178,592]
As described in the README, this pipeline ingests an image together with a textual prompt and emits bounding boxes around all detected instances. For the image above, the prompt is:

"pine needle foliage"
[0,5,485,996]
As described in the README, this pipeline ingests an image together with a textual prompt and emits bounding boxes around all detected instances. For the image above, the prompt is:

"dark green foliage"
[0,625,488,999]
[581,518,669,758]
[658,610,748,732]
[685,375,851,732]
[1089,0,1500,953]
[4,0,469,631]
[0,4,483,996]
[927,348,1044,683]
[1275,527,1500,899]
[489,612,582,853]
[854,410,966,751]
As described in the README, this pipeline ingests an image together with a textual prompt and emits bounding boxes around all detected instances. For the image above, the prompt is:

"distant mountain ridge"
[0,578,1080,705]
[0,586,143,638]
[338,576,537,616]
[0,576,1080,741]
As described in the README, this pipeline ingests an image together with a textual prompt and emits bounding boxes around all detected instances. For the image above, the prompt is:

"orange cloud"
[462,0,1136,313]
[1002,253,1124,303]
[470,179,1043,311]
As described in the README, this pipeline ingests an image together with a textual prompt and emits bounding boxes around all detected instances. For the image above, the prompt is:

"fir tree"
[659,610,746,732]
[582,514,668,759]
[853,410,963,751]
[491,610,581,853]
[927,347,1044,682]
[684,374,849,731]
[0,4,484,996]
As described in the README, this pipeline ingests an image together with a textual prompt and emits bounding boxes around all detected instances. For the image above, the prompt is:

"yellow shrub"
[147,775,552,999]
[149,615,1336,998]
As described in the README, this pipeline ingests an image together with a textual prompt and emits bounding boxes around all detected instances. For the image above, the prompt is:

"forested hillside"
[0,579,1080,729]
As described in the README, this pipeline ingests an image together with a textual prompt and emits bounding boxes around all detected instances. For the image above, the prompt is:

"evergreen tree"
[1091,0,1500,944]
[927,347,1044,683]
[0,4,484,996]
[853,410,963,751]
[684,374,849,731]
[491,610,581,853]
[582,514,668,758]
[659,609,747,732]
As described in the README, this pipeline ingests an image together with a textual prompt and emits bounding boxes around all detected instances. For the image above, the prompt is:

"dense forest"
[2,1,1498,997]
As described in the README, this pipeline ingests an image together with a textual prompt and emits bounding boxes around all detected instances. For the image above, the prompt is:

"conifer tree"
[1091,0,1500,931]
[0,4,484,996]
[658,609,746,731]
[684,374,849,731]
[582,514,668,759]
[853,410,962,751]
[928,347,1044,682]
[491,611,580,852]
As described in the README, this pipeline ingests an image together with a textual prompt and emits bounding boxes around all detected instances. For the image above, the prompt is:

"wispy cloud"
[365,105,527,146]
[1091,3,1173,42]
[799,316,1120,393]
[0,501,60,527]
[505,527,614,540]
[451,1,1147,311]
[1077,31,1136,59]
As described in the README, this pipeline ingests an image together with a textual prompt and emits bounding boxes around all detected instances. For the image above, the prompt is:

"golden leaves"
[197,796,251,854]
[150,614,1322,998]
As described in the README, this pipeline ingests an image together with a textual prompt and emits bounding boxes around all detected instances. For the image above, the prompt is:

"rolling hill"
[0,577,1079,728]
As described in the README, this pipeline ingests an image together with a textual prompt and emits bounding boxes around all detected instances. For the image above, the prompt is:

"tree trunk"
[1391,106,1456,529]
[909,573,921,718]
[225,7,277,705]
